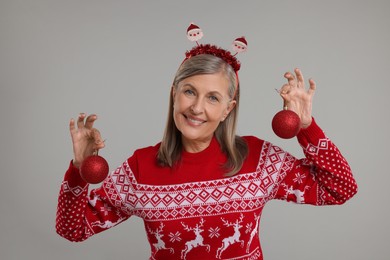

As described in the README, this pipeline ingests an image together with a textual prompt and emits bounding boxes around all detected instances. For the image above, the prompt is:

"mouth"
[184,114,206,126]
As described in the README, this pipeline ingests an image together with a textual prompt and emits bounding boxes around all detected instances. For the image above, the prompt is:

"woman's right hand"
[69,113,105,168]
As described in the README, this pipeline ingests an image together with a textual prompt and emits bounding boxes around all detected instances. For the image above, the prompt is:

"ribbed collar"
[181,136,221,164]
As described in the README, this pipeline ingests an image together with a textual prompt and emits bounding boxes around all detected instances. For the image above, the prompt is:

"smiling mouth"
[184,115,206,126]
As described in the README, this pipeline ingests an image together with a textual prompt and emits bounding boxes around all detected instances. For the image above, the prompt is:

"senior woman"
[56,42,357,259]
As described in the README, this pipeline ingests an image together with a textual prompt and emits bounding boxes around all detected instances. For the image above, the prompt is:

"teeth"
[187,117,204,125]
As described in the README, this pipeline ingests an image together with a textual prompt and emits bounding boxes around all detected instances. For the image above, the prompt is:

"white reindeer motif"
[148,222,174,257]
[91,217,125,229]
[245,213,260,253]
[216,213,244,259]
[285,185,310,204]
[88,193,99,207]
[91,209,126,229]
[181,218,210,260]
[91,218,122,229]
[294,189,305,204]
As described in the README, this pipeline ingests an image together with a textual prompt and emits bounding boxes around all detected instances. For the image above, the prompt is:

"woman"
[56,51,357,259]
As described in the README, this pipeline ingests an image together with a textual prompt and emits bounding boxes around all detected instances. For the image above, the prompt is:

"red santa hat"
[234,37,247,47]
[187,23,200,33]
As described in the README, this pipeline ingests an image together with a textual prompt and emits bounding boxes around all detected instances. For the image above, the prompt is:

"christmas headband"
[184,23,247,72]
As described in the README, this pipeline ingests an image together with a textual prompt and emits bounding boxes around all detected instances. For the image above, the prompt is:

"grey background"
[0,0,388,259]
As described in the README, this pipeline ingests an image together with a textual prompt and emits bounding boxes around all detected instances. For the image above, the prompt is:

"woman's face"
[172,72,236,151]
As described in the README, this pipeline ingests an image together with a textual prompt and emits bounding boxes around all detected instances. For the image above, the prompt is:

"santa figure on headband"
[187,23,204,44]
[232,36,248,54]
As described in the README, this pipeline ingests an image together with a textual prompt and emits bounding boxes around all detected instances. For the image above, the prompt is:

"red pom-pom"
[80,155,109,184]
[272,110,301,139]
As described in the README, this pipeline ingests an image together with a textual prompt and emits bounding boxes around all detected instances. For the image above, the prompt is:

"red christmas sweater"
[56,119,357,260]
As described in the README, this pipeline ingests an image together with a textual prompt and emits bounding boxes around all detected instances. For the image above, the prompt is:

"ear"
[222,100,236,121]
[171,85,176,99]
[227,100,236,114]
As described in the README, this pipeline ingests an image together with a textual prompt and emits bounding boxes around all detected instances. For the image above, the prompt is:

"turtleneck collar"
[181,136,221,164]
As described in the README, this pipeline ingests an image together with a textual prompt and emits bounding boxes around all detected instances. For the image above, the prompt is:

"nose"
[190,97,204,114]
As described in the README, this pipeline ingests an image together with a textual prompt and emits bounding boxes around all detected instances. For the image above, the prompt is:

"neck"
[182,136,213,153]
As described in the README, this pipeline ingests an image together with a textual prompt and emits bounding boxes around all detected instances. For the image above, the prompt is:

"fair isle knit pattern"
[105,142,292,220]
[56,120,357,260]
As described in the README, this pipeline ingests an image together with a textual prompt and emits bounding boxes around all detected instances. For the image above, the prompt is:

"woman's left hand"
[279,68,316,129]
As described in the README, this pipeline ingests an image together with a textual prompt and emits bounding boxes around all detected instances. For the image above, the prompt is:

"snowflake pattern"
[100,203,112,216]
[169,231,182,243]
[208,226,220,238]
[293,172,306,184]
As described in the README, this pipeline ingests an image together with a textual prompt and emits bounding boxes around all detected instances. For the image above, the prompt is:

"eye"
[208,95,219,103]
[184,89,195,96]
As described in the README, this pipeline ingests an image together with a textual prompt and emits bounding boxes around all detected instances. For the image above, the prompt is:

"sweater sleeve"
[55,161,132,242]
[274,118,357,205]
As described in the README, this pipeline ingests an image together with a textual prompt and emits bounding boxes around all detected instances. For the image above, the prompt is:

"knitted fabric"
[56,119,357,260]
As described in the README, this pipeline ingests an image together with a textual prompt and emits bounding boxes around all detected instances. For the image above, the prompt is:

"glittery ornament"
[272,110,301,139]
[80,155,109,184]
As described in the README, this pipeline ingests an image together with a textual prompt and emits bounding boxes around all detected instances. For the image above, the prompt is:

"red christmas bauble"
[80,155,109,184]
[272,110,301,139]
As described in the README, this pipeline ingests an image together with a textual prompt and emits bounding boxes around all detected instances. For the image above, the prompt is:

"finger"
[308,78,316,96]
[279,84,292,107]
[294,68,305,88]
[284,72,296,87]
[77,113,86,129]
[69,118,76,133]
[85,114,97,129]
[279,83,291,95]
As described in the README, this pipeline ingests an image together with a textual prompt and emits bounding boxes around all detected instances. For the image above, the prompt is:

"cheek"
[172,103,182,120]
[176,93,198,113]
[173,96,186,112]
[208,106,226,121]
[173,96,190,121]
[172,105,182,129]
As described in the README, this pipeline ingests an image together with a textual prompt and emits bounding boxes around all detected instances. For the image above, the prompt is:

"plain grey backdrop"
[1,0,389,259]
